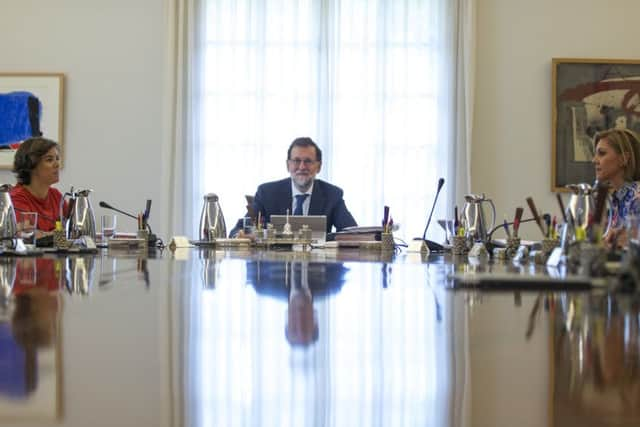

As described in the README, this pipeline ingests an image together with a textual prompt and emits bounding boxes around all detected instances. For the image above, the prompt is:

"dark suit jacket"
[230,178,357,236]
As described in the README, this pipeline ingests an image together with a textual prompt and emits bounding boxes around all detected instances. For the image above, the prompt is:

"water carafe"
[60,188,96,239]
[565,183,595,228]
[0,184,17,244]
[199,193,226,241]
[463,193,497,243]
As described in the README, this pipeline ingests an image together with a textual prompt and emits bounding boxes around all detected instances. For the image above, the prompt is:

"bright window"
[201,0,455,242]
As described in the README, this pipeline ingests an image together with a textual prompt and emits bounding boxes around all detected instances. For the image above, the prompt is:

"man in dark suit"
[230,137,357,236]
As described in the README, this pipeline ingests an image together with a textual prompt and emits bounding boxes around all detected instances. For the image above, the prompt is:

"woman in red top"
[10,137,66,234]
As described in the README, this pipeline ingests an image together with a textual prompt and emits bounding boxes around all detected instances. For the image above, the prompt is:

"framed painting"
[0,73,65,169]
[552,58,640,191]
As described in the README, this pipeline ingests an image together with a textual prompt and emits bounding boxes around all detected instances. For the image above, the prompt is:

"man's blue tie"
[294,194,309,215]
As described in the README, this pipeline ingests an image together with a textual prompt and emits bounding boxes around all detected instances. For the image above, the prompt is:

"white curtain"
[165,0,476,242]
[166,0,208,237]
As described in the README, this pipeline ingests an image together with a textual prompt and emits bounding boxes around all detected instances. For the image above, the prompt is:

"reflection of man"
[230,137,357,236]
[244,260,349,347]
[285,264,317,347]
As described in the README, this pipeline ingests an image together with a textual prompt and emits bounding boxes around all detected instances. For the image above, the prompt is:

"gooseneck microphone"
[99,200,158,246]
[415,177,445,251]
[99,201,138,220]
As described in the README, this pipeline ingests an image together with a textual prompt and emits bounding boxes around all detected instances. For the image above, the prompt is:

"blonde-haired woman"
[592,128,640,247]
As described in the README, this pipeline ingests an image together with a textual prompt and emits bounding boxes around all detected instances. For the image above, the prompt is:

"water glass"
[101,214,117,240]
[16,211,37,247]
[242,217,255,235]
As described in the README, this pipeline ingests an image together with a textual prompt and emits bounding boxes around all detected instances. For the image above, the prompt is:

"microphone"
[415,178,445,251]
[99,201,138,220]
[99,200,158,246]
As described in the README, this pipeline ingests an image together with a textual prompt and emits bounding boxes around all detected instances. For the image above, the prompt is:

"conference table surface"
[0,245,638,427]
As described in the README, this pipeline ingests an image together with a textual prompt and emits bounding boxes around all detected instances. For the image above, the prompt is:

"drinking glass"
[242,217,255,235]
[101,214,117,240]
[16,212,37,247]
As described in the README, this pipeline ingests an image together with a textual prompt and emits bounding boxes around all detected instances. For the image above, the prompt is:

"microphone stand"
[100,204,138,220]
[99,201,158,246]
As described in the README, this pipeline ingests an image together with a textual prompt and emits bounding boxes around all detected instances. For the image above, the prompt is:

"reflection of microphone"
[415,178,445,251]
[99,201,137,220]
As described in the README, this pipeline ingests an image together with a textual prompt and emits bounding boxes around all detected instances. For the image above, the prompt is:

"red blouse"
[10,185,66,232]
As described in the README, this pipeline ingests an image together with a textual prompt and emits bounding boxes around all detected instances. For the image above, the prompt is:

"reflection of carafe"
[0,184,17,246]
[200,248,219,289]
[61,188,97,239]
[199,193,226,240]
[0,258,16,304]
[65,256,96,295]
[463,193,496,243]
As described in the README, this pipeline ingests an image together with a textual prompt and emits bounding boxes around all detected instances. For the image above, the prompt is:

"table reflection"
[553,294,640,425]
[0,269,61,421]
[246,260,349,347]
[186,256,454,427]
[3,246,639,427]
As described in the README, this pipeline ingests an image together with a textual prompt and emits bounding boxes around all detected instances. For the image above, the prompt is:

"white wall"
[472,1,640,426]
[0,0,171,237]
[474,0,640,240]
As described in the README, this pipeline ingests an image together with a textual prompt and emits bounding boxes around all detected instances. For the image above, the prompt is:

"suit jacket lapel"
[309,180,326,215]
[278,179,293,214]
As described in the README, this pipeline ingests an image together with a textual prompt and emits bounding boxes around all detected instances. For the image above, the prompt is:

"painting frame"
[552,58,640,192]
[0,73,65,169]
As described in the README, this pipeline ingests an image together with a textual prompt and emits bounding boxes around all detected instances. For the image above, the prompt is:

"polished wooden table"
[0,247,638,427]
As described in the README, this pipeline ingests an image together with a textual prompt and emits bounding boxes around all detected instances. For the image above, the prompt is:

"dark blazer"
[230,178,357,236]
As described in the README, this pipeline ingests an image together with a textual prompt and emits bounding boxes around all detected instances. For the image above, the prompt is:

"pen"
[383,206,390,233]
[383,205,389,226]
[454,206,459,232]
[503,218,511,239]
[542,213,551,238]
[514,207,524,238]
[526,197,546,238]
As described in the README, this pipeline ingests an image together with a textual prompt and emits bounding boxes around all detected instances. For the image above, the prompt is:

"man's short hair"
[287,137,322,162]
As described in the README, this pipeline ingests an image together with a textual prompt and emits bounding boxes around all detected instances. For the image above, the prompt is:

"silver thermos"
[463,193,497,243]
[0,185,17,245]
[199,193,226,241]
[61,188,97,239]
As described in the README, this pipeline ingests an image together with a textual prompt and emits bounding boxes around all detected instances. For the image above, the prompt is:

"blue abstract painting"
[0,91,42,148]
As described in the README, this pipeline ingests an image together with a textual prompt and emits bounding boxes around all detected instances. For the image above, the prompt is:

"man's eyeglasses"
[288,158,317,166]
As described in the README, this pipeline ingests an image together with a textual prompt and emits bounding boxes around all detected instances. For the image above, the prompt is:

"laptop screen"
[269,215,327,243]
